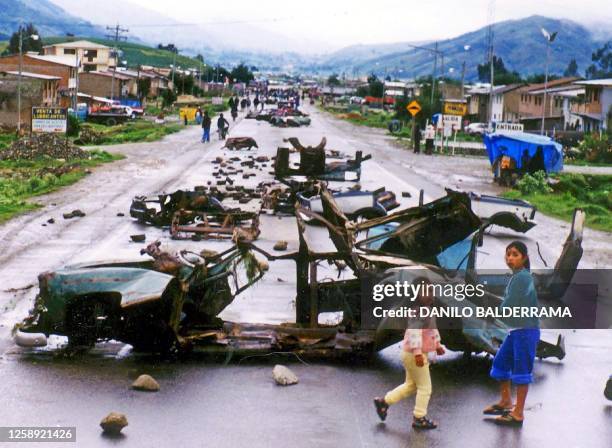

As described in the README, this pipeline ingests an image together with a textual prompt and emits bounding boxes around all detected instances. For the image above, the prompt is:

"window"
[63,48,76,55]
[85,50,98,58]
[593,88,600,103]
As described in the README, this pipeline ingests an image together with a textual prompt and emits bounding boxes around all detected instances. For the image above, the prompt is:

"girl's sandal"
[412,416,438,430]
[373,398,389,421]
[483,404,513,415]
[494,413,524,426]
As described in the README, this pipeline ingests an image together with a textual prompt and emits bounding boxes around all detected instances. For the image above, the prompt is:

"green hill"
[319,16,607,80]
[43,37,203,69]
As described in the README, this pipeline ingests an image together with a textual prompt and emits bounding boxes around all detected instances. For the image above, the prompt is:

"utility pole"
[171,49,177,87]
[540,28,558,135]
[486,0,495,127]
[430,42,438,107]
[106,24,128,101]
[17,24,23,133]
[73,48,80,111]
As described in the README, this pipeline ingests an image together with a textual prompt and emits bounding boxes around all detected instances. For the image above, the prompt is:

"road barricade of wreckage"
[246,106,311,127]
[15,135,585,362]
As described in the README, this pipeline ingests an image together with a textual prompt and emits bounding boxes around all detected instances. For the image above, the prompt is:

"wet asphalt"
[0,105,610,447]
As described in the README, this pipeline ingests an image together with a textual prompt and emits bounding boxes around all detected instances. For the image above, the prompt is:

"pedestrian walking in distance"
[374,279,444,430]
[201,111,211,143]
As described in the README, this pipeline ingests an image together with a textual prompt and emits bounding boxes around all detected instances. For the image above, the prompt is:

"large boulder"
[100,412,128,435]
[272,365,299,386]
[131,374,160,392]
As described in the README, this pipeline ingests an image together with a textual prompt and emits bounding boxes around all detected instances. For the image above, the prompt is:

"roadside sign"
[31,107,67,134]
[443,101,467,116]
[437,114,462,132]
[494,122,524,133]
[406,100,421,117]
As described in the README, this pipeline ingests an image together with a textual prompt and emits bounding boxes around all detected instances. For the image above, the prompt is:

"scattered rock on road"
[63,209,86,219]
[257,259,270,272]
[131,374,160,392]
[272,365,299,386]
[100,412,128,435]
[273,240,288,251]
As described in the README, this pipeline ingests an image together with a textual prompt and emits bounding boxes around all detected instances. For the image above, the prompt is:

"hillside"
[0,0,103,40]
[317,16,607,79]
[43,37,203,69]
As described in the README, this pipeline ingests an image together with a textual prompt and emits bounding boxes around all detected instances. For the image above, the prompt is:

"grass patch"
[0,149,124,222]
[0,133,18,150]
[321,106,392,129]
[503,173,612,232]
[78,121,182,145]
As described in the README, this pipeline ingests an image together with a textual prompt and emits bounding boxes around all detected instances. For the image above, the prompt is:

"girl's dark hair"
[506,240,531,270]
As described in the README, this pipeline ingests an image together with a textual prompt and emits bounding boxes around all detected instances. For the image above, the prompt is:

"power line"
[106,24,129,100]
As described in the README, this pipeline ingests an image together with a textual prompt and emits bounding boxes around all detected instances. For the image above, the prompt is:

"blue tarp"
[483,132,563,173]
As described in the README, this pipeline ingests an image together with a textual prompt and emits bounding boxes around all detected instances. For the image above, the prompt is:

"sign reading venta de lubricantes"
[31,107,68,134]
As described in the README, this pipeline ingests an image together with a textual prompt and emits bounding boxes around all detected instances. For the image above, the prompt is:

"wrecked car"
[274,138,372,182]
[130,189,261,241]
[301,186,584,358]
[261,177,399,220]
[298,188,399,222]
[15,241,266,352]
[130,189,227,226]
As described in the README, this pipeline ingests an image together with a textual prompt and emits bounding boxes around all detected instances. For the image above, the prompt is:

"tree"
[161,88,177,108]
[194,54,204,63]
[364,74,384,97]
[327,74,341,86]
[586,41,612,79]
[564,58,579,77]
[230,63,254,84]
[525,73,560,83]
[4,23,43,55]
[477,56,520,84]
[137,77,151,100]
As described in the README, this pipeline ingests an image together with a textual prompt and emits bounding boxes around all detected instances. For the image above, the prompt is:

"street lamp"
[540,28,558,135]
[461,45,470,99]
[17,29,39,133]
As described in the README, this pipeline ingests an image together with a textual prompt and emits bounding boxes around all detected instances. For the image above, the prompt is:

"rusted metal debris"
[170,210,260,242]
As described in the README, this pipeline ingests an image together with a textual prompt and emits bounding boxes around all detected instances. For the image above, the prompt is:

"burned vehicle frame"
[130,188,261,241]
[274,137,372,182]
[248,186,584,359]
[16,241,266,353]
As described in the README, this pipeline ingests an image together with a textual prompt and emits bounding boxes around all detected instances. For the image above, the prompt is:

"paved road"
[0,106,610,447]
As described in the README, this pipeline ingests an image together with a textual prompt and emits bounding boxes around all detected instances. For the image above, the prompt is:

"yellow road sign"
[407,100,421,117]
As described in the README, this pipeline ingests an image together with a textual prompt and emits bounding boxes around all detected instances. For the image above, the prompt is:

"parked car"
[465,122,487,135]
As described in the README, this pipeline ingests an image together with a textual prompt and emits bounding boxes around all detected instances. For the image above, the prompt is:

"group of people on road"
[374,242,540,430]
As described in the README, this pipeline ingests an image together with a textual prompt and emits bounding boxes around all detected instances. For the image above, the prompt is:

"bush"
[516,171,552,195]
[66,113,81,137]
[578,133,611,163]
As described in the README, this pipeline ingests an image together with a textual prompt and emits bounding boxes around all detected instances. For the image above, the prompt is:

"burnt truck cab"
[15,242,266,352]
[274,186,584,359]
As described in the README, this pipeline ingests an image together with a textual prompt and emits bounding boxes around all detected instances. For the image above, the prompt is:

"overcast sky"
[124,0,611,49]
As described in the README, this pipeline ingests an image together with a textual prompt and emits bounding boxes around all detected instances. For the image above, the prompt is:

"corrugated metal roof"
[573,78,612,87]
[44,40,110,50]
[2,71,60,80]
[27,54,79,67]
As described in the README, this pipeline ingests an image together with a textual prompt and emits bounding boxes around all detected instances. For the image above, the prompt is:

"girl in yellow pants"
[374,284,444,430]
